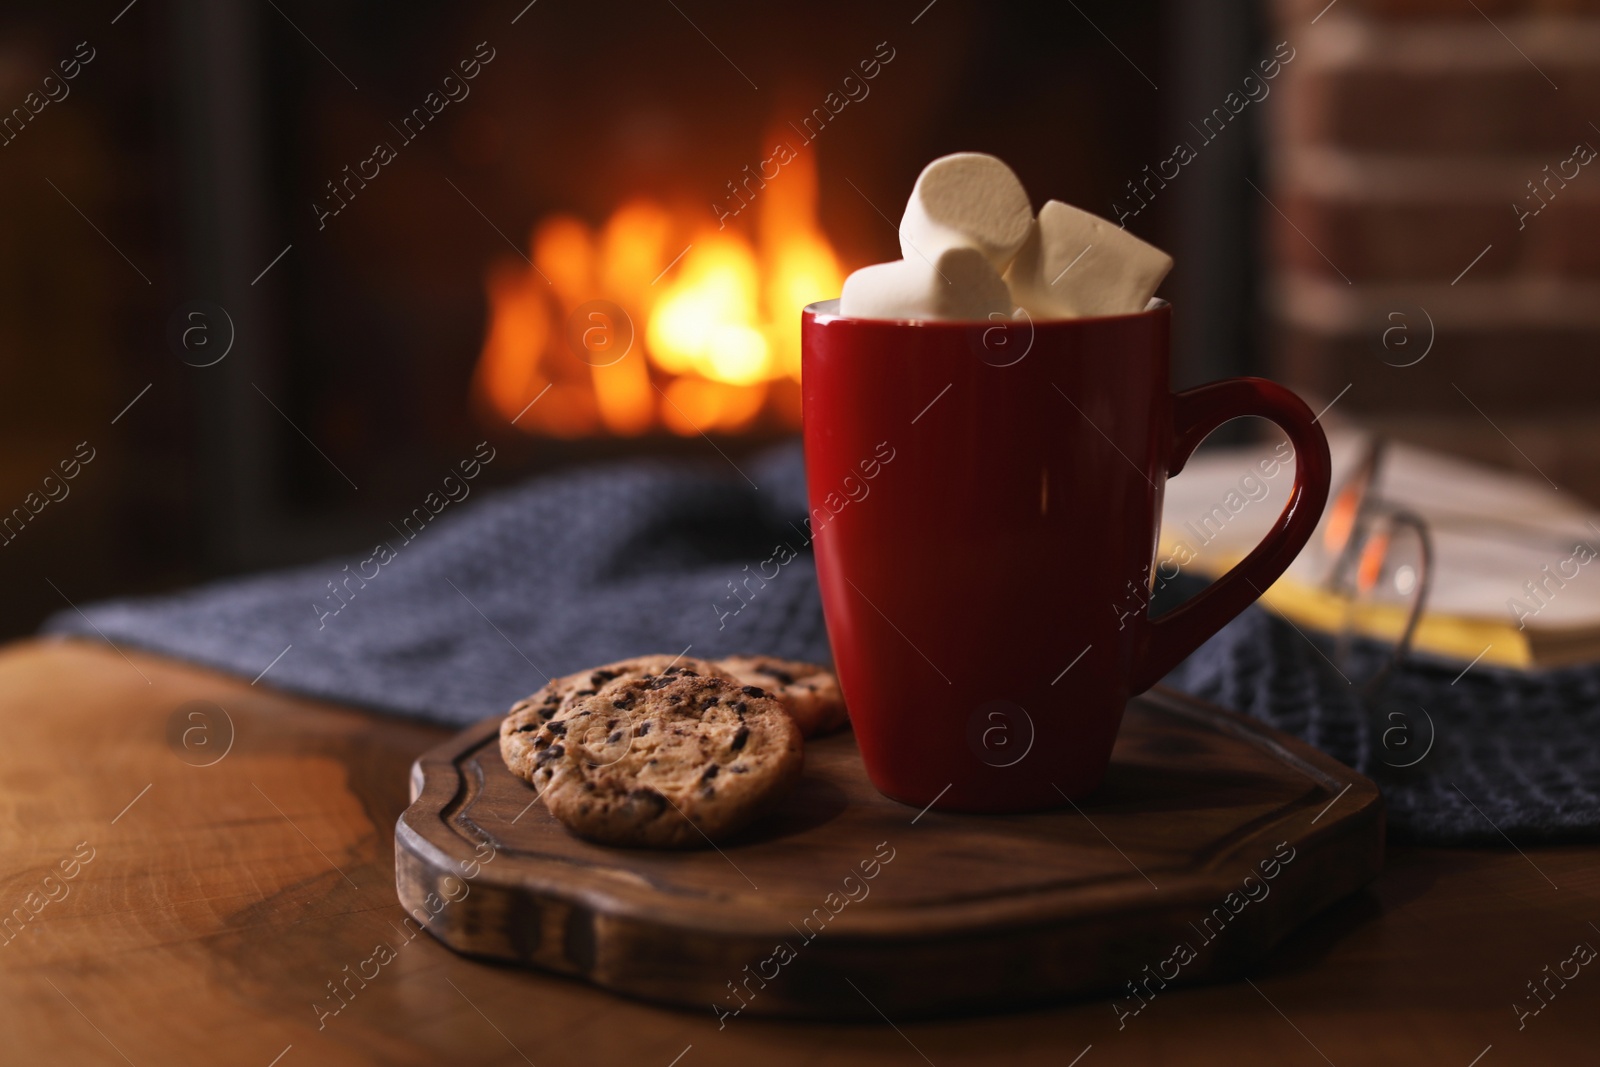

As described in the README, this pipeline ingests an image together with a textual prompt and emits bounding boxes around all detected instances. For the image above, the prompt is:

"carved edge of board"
[394,688,1385,1018]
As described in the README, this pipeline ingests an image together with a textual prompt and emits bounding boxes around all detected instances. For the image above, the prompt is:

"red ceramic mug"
[801,299,1330,813]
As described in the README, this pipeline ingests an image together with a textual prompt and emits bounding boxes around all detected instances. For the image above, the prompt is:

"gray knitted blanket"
[45,442,1600,845]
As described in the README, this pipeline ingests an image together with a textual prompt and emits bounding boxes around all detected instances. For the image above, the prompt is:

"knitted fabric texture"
[45,443,1600,844]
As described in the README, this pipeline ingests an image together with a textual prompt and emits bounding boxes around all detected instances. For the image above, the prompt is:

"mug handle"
[1130,377,1332,693]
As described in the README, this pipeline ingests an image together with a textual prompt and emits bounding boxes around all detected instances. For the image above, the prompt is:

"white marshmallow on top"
[1005,199,1173,319]
[898,153,1034,272]
[839,246,1011,322]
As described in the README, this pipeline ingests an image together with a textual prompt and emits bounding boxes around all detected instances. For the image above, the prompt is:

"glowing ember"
[471,139,844,438]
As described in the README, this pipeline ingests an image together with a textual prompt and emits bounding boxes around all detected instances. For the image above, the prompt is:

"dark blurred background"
[1,0,1591,639]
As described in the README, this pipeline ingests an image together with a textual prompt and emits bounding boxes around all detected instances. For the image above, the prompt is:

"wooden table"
[3,640,1596,1065]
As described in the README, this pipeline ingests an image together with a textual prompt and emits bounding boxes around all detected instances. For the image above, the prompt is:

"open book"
[1159,431,1600,670]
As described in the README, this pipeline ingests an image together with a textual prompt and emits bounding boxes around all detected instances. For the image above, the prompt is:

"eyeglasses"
[1320,436,1435,698]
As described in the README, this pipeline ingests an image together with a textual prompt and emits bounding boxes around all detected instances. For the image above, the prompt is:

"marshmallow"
[899,153,1033,271]
[1005,199,1173,318]
[840,246,1012,322]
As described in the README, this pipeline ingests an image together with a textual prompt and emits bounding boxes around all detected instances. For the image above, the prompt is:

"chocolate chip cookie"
[499,655,733,781]
[507,666,803,848]
[715,655,848,737]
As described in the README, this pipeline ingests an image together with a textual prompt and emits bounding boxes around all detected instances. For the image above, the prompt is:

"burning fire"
[472,139,845,437]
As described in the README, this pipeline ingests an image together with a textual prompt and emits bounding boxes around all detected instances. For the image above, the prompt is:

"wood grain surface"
[2,638,1598,1064]
[397,689,1383,1018]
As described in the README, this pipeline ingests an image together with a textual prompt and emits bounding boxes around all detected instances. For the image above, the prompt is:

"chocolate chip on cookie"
[714,655,848,738]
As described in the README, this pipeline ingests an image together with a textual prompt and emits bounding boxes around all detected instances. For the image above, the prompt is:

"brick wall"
[1265,0,1600,500]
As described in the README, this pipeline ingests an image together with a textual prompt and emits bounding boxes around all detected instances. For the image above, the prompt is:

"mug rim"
[804,297,1169,328]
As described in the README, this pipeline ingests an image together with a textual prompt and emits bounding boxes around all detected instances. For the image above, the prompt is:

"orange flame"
[471,137,844,437]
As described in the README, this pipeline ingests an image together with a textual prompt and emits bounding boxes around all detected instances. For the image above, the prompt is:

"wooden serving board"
[395,686,1383,1020]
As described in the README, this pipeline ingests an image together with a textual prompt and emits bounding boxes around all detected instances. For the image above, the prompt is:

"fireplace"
[0,0,1280,638]
[190,0,1239,537]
